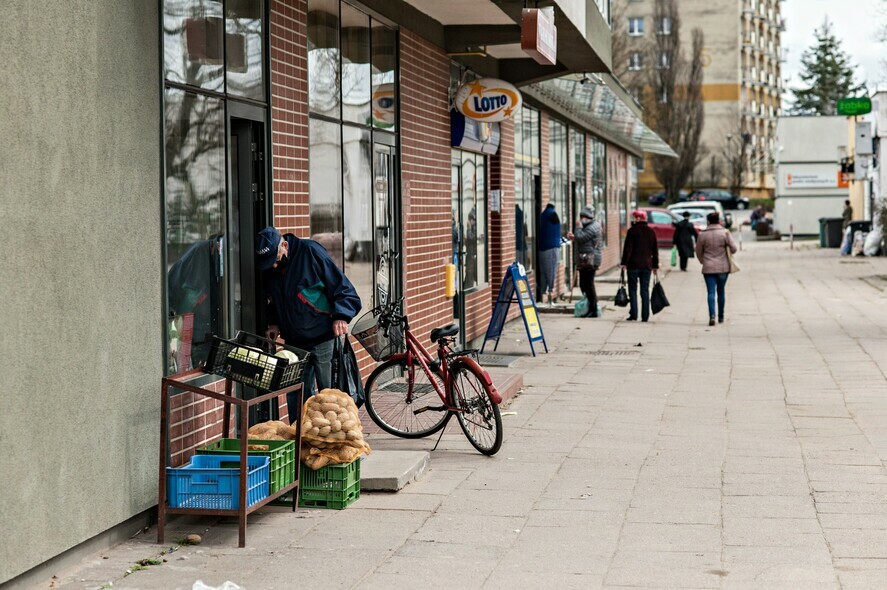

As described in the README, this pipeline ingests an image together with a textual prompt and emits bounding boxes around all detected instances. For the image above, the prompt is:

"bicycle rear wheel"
[364,358,449,438]
[450,364,503,455]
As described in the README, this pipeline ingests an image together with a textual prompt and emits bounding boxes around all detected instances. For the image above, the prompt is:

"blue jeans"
[287,337,334,424]
[627,269,652,321]
[703,273,729,320]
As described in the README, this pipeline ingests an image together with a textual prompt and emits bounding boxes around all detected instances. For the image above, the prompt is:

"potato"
[337,411,350,423]
[309,426,320,436]
[313,416,330,427]
[325,410,337,422]
[320,402,340,413]
[318,425,331,436]
[247,444,269,451]
[311,409,325,420]
[330,430,346,441]
[346,429,361,441]
[331,420,342,432]
[341,420,357,431]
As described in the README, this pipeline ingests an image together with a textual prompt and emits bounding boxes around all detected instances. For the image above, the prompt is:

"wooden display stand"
[157,368,302,547]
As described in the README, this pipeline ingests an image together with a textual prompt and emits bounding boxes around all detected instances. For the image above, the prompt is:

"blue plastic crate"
[167,455,270,510]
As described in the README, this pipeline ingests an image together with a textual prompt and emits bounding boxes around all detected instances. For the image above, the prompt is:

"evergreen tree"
[790,19,865,115]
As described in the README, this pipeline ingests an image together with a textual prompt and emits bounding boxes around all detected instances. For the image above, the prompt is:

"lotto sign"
[454,78,522,122]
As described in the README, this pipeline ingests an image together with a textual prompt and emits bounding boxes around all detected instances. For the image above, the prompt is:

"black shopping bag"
[614,269,629,308]
[651,275,670,315]
[332,336,366,407]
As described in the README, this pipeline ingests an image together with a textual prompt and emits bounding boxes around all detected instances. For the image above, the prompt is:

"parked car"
[636,207,699,248]
[677,208,710,231]
[647,189,689,206]
[668,201,733,229]
[687,188,750,210]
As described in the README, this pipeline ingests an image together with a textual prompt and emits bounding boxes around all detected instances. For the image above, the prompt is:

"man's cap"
[631,209,647,221]
[579,206,595,220]
[256,227,282,271]
[682,211,691,218]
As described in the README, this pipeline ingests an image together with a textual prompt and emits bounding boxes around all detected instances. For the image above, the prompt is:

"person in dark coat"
[672,211,696,271]
[568,206,603,317]
[620,210,659,322]
[256,227,362,423]
[538,203,562,306]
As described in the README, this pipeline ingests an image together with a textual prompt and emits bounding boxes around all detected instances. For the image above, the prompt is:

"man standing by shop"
[620,210,659,322]
[842,199,853,231]
[255,226,362,424]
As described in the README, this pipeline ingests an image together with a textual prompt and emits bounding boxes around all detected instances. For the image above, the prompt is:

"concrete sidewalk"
[45,238,887,589]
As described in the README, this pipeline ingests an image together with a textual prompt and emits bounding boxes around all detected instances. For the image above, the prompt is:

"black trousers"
[679,254,689,271]
[579,266,597,316]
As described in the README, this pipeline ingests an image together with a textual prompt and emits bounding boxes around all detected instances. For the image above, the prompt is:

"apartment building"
[618,0,783,198]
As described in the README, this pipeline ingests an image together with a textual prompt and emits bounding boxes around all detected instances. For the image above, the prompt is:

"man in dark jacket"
[568,206,602,317]
[256,227,362,423]
[620,210,659,322]
[672,211,696,271]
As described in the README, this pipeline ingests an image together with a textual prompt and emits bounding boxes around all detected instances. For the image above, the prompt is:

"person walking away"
[538,203,561,307]
[256,226,362,424]
[620,210,659,322]
[672,211,695,271]
[695,212,737,326]
[568,206,602,317]
[842,199,853,231]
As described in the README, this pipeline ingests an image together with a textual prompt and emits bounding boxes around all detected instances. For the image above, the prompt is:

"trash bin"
[820,217,844,248]
[848,220,872,236]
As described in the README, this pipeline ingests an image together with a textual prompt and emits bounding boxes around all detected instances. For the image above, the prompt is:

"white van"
[668,201,733,229]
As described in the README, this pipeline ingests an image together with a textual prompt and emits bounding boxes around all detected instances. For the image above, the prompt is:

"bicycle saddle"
[430,324,459,343]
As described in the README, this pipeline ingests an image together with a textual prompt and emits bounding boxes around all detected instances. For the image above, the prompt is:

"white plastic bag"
[864,227,882,256]
[193,581,243,590]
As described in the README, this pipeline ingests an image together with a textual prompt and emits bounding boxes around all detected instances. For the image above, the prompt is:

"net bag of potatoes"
[300,388,371,470]
[247,420,297,441]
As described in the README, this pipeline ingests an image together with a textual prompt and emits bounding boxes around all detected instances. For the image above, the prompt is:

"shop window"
[308,0,342,118]
[226,0,265,100]
[371,23,397,131]
[549,119,569,270]
[342,126,373,309]
[164,0,225,91]
[451,151,488,291]
[341,3,370,125]
[164,88,227,371]
[570,127,586,226]
[514,106,539,272]
[309,118,344,268]
[590,137,607,247]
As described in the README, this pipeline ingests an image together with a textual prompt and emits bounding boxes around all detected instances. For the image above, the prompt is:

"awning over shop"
[523,74,677,159]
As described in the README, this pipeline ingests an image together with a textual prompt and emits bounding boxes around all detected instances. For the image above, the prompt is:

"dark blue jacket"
[539,204,561,251]
[264,234,362,349]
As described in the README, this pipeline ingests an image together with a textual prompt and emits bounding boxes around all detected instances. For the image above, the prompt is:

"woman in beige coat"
[695,212,738,326]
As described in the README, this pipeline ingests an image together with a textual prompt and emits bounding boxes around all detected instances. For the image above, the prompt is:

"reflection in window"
[309,118,343,268]
[308,0,341,118]
[549,119,569,226]
[163,0,225,92]
[341,4,370,125]
[226,0,265,100]
[515,106,539,272]
[371,23,397,131]
[164,89,226,372]
[591,137,607,246]
[343,126,373,314]
[451,151,487,290]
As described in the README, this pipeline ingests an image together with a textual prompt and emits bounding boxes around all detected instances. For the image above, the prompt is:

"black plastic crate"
[204,331,310,392]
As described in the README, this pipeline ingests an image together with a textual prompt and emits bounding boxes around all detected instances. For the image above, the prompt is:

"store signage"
[481,263,548,357]
[837,97,872,116]
[454,78,522,122]
[371,83,396,128]
[521,7,557,66]
[785,171,842,189]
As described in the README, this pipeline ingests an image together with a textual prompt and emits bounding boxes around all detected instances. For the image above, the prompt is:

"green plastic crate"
[197,438,295,494]
[298,461,361,509]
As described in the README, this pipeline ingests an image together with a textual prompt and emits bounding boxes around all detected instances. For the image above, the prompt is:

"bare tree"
[610,0,645,99]
[643,0,706,201]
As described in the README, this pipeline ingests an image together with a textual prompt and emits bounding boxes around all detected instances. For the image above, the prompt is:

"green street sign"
[837,97,872,116]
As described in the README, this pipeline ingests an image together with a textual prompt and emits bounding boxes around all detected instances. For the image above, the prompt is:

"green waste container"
[819,217,844,248]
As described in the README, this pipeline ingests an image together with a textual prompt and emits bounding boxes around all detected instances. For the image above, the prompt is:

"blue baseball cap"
[255,227,282,271]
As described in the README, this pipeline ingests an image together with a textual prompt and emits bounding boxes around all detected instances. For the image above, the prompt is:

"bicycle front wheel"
[364,358,449,438]
[450,364,503,455]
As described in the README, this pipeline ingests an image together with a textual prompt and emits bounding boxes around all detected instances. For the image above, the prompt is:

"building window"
[628,51,643,71]
[628,17,644,36]
[590,137,607,247]
[514,105,540,272]
[451,151,488,291]
[657,17,671,35]
[307,0,399,318]
[657,52,670,69]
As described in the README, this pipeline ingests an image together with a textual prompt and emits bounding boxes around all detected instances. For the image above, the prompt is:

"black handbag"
[614,269,629,308]
[331,336,366,407]
[651,275,670,315]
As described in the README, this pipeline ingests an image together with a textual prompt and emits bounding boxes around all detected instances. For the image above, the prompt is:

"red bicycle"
[351,300,503,455]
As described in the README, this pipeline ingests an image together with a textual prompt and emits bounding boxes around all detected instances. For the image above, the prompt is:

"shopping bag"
[331,336,366,407]
[670,246,677,267]
[650,276,670,315]
[574,297,589,318]
[614,270,629,308]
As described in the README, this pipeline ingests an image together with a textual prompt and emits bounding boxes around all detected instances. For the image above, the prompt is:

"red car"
[635,207,698,248]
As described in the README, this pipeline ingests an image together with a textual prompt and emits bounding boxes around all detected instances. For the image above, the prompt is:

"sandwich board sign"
[481,262,548,356]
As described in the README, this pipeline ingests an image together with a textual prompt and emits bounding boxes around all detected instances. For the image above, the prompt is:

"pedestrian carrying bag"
[331,336,365,407]
[614,270,630,308]
[650,275,670,315]
[670,246,677,268]
[574,297,589,318]
[725,231,740,273]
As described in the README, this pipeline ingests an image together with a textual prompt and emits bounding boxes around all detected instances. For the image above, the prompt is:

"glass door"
[373,143,400,310]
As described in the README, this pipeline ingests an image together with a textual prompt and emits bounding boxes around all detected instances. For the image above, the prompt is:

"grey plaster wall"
[0,1,161,583]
